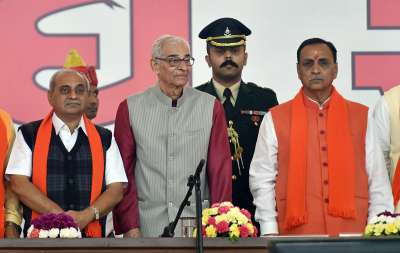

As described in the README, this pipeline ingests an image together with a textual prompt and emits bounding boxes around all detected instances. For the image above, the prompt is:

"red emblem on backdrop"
[353,0,400,94]
[0,0,190,124]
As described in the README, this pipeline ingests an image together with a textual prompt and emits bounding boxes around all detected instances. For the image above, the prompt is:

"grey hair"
[151,35,190,59]
[49,69,90,91]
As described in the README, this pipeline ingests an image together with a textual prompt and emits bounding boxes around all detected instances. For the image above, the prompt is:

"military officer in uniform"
[196,18,278,229]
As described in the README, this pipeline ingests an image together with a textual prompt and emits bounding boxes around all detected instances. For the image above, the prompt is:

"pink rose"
[218,206,230,214]
[216,221,229,233]
[240,209,251,219]
[208,216,216,226]
[239,225,249,238]
[211,203,220,208]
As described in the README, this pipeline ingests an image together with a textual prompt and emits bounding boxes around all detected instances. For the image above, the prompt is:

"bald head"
[49,69,89,92]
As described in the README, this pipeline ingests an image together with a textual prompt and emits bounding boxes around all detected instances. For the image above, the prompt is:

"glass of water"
[180,217,196,238]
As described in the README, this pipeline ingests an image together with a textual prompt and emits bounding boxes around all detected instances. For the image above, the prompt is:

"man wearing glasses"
[196,18,278,231]
[113,35,232,237]
[63,49,100,120]
[6,69,127,237]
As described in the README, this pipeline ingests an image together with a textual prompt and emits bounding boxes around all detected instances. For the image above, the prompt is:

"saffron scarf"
[285,88,356,230]
[0,110,13,238]
[392,160,400,209]
[32,111,104,237]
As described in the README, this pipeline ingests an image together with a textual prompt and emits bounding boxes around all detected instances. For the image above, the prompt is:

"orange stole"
[0,111,11,238]
[32,112,104,237]
[392,159,400,206]
[271,91,369,235]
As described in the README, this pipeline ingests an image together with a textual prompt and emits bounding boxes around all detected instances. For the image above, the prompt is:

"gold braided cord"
[209,40,246,47]
[206,34,246,41]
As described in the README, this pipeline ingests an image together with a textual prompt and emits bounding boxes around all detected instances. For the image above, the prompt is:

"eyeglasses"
[58,84,88,96]
[155,56,195,67]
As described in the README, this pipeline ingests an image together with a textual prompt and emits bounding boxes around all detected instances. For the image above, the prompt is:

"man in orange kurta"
[249,38,393,236]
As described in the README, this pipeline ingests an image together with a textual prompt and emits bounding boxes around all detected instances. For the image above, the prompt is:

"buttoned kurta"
[250,91,393,235]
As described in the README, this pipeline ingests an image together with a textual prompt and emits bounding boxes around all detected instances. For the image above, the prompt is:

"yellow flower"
[373,223,385,236]
[229,224,240,238]
[202,215,209,226]
[209,207,218,215]
[246,223,254,235]
[225,211,236,222]
[236,213,249,225]
[384,222,398,235]
[225,208,242,224]
[215,214,228,224]
[205,225,217,238]
[230,207,241,214]
[364,224,374,236]
[202,207,218,217]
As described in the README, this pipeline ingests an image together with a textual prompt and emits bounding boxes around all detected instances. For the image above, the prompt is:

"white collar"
[306,96,331,110]
[52,113,87,136]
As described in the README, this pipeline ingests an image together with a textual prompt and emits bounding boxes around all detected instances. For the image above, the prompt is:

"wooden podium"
[0,237,399,253]
[0,238,269,253]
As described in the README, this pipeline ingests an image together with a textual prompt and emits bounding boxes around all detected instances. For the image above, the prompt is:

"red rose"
[239,225,249,238]
[240,209,251,219]
[208,216,216,226]
[218,206,230,214]
[202,225,206,236]
[216,221,229,233]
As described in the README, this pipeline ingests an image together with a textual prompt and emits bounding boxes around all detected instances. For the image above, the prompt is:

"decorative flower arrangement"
[27,213,82,238]
[201,201,257,241]
[364,211,400,237]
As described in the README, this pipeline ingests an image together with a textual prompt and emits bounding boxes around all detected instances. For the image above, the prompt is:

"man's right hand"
[124,228,142,238]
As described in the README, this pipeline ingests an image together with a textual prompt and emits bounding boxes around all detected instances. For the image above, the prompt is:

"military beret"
[199,17,251,47]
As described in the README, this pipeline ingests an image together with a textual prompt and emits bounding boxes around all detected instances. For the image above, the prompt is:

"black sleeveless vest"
[19,120,111,237]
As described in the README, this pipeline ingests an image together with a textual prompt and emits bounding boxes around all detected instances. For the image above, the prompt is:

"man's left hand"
[65,209,94,230]
[5,222,20,238]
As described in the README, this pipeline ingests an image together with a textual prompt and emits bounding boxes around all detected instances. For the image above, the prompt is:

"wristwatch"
[90,206,100,220]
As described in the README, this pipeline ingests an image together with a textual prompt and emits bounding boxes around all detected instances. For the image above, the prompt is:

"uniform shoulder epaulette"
[246,82,276,93]
[195,82,209,90]
[246,82,259,88]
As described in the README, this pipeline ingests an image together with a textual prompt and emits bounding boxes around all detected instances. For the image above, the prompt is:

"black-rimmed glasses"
[155,56,195,67]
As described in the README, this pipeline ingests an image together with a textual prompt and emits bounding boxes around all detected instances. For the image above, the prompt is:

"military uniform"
[197,18,279,224]
[196,80,277,218]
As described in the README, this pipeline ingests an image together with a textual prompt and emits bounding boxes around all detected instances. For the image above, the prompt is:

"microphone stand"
[160,159,205,252]
[194,163,204,253]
